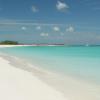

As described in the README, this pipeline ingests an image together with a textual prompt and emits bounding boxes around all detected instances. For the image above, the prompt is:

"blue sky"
[0,0,100,44]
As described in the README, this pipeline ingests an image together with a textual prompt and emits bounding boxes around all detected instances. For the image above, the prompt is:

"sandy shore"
[0,57,67,100]
[0,45,100,100]
[0,44,59,48]
[0,45,33,48]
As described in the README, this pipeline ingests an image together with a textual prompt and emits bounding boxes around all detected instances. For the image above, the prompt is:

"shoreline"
[0,53,100,100]
[0,44,64,48]
[0,55,67,100]
[1,44,100,48]
[0,45,100,100]
[0,45,33,48]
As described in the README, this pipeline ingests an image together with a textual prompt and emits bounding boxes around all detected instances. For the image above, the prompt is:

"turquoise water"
[0,46,100,84]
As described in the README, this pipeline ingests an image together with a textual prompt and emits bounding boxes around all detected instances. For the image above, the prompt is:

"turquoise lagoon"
[0,46,100,84]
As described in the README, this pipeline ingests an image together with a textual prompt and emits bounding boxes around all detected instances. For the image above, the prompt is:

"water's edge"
[0,53,100,100]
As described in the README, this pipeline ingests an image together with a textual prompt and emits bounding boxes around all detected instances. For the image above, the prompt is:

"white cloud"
[53,26,60,31]
[32,6,38,13]
[36,26,41,30]
[66,26,74,32]
[56,1,69,12]
[40,33,49,37]
[21,26,26,30]
[60,33,64,36]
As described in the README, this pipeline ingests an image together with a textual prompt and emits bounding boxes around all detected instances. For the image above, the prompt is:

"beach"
[0,0,100,99]
[0,45,67,100]
[0,45,100,100]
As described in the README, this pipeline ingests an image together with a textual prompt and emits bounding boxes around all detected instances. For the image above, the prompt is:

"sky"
[0,0,100,44]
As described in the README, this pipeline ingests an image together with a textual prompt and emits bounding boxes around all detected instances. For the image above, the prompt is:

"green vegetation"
[0,40,19,45]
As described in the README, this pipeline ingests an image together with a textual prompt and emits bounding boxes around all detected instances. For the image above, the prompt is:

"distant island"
[0,40,19,45]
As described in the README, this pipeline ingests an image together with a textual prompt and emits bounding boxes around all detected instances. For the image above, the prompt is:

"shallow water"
[0,46,100,100]
[0,46,100,84]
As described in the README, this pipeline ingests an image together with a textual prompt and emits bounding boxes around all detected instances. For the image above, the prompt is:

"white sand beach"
[0,45,100,100]
[0,57,67,100]
[0,45,32,48]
